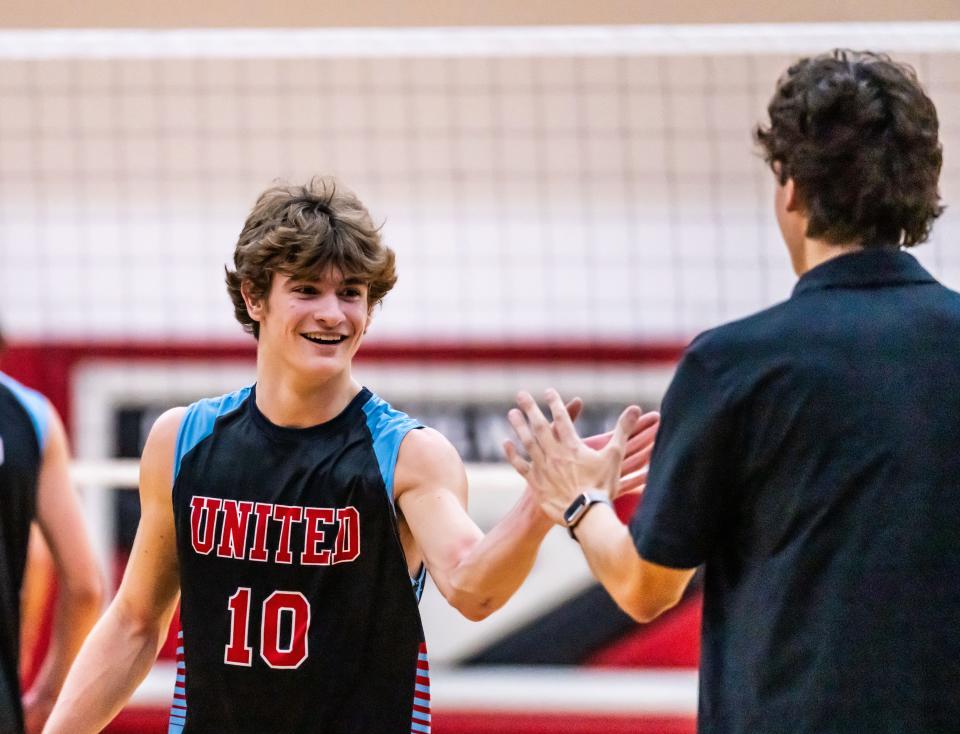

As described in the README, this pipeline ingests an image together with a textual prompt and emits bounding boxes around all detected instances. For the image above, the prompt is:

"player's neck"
[254,365,362,429]
[796,237,864,276]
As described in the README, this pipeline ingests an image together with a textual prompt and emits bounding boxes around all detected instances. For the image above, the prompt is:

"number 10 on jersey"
[225,587,310,669]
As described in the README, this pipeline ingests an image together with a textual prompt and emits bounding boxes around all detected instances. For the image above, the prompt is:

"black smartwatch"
[562,491,613,540]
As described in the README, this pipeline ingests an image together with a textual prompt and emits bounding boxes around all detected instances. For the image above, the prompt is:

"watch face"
[563,493,588,526]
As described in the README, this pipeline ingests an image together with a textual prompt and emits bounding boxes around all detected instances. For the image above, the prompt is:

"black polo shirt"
[631,250,960,734]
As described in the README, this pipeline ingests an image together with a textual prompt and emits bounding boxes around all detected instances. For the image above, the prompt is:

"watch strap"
[564,491,613,541]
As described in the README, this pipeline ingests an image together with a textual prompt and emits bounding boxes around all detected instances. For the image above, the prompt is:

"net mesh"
[0,25,957,343]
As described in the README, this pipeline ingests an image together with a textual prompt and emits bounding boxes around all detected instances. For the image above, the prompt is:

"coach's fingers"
[557,398,583,444]
[502,440,531,477]
[606,405,642,461]
[546,389,579,447]
[565,397,583,424]
[508,407,543,462]
[517,391,553,445]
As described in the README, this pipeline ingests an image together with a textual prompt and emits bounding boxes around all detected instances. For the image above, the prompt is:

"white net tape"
[1,23,959,58]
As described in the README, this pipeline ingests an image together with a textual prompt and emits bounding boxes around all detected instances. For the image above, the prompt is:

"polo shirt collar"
[792,249,937,297]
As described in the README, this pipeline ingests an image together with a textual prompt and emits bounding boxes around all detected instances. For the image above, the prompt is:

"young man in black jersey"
[0,328,103,734]
[45,179,657,734]
[506,51,959,733]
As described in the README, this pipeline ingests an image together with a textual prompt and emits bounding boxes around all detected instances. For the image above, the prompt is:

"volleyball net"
[0,23,957,350]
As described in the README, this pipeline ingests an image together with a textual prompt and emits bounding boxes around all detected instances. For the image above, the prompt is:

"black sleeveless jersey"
[0,373,48,734]
[169,386,432,734]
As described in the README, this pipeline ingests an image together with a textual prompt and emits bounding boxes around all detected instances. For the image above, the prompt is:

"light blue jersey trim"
[361,392,422,501]
[0,371,50,452]
[173,386,252,482]
[168,629,186,733]
[412,565,428,602]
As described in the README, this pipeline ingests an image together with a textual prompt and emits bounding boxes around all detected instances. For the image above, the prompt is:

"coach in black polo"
[506,50,959,733]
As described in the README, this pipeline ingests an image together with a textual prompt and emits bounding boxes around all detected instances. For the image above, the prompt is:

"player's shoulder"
[148,386,252,446]
[136,407,186,493]
[359,389,464,496]
[359,389,421,437]
[394,427,466,499]
[176,384,252,444]
[145,386,253,484]
[0,370,53,451]
[148,406,189,444]
[181,386,253,425]
[360,391,438,455]
[398,426,460,465]
[0,370,47,407]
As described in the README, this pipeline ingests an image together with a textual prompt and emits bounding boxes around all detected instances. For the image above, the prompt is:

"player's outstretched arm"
[505,390,694,623]
[394,409,659,622]
[22,408,104,734]
[43,408,185,734]
[394,427,551,621]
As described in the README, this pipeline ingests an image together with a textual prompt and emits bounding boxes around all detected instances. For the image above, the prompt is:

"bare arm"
[43,408,184,734]
[19,525,54,684]
[506,389,694,623]
[22,409,103,734]
[395,405,661,622]
[567,505,695,622]
[394,428,550,622]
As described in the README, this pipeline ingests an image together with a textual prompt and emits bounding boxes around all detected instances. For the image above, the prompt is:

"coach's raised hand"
[504,389,646,524]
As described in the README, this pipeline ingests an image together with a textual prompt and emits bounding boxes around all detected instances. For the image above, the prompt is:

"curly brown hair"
[755,49,944,248]
[225,177,397,339]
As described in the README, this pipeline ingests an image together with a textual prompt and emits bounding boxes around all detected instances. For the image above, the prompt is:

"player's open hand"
[503,389,643,524]
[583,409,659,496]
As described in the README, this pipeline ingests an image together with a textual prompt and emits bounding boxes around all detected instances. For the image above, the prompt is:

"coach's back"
[634,248,960,733]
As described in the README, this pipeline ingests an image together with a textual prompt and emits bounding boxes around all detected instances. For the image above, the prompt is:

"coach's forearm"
[575,504,692,623]
[574,505,648,615]
[42,598,169,734]
[447,489,553,621]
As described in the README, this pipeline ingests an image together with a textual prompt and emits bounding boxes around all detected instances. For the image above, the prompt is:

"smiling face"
[243,268,371,386]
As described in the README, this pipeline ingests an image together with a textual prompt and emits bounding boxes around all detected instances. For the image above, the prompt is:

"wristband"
[562,491,612,541]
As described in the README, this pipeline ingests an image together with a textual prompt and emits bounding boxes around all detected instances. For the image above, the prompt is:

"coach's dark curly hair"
[754,49,944,248]
[225,177,396,339]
